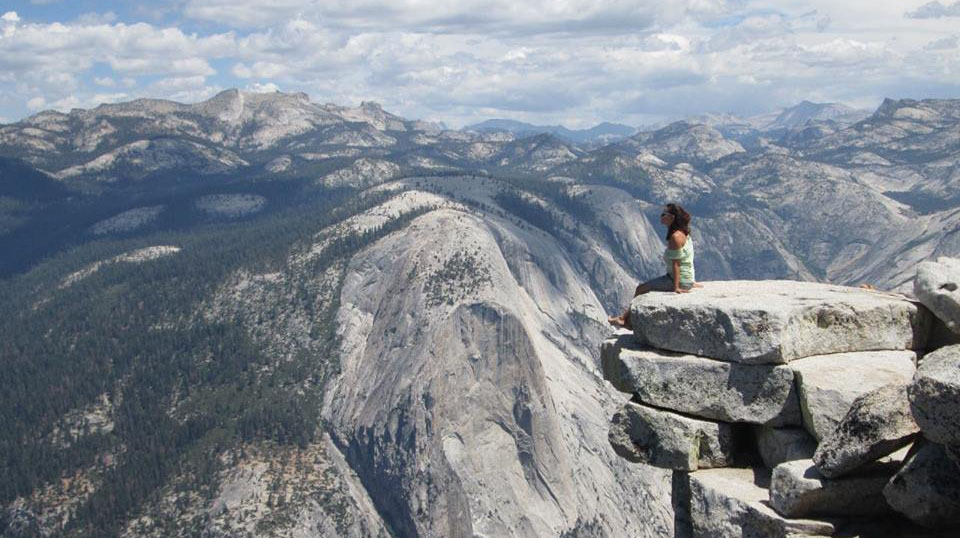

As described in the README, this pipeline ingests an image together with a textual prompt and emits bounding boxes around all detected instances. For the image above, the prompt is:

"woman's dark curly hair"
[664,203,691,241]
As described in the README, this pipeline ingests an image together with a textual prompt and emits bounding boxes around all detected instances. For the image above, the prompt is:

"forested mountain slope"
[0,90,957,537]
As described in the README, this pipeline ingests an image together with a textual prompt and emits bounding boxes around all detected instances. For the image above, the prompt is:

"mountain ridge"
[1,88,959,537]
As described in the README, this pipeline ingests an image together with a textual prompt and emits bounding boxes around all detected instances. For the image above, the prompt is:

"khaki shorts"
[644,273,693,292]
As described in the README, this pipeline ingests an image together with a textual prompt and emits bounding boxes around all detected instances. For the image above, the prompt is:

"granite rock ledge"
[604,276,957,537]
[628,280,931,364]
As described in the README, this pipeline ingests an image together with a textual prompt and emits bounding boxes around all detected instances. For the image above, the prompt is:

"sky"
[0,0,958,128]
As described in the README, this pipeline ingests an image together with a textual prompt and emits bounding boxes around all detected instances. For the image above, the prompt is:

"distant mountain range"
[0,89,958,538]
[461,100,871,146]
[464,119,637,145]
[688,100,869,131]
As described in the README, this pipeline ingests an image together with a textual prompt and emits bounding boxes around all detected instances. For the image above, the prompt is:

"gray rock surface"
[756,426,818,469]
[609,402,735,471]
[908,344,960,446]
[915,257,960,335]
[599,330,638,387]
[7,90,960,537]
[770,459,897,518]
[884,442,960,529]
[688,467,836,538]
[602,341,801,425]
[319,199,677,537]
[790,351,916,440]
[814,383,919,478]
[629,281,929,364]
[927,312,960,350]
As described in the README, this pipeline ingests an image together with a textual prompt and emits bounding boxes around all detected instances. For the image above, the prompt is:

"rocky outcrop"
[688,468,835,538]
[915,257,960,335]
[628,281,930,364]
[609,402,735,471]
[908,344,960,446]
[603,277,958,536]
[602,342,800,425]
[813,384,920,478]
[885,342,960,529]
[322,201,675,538]
[770,459,897,518]
[755,426,817,469]
[884,442,960,528]
[790,351,916,440]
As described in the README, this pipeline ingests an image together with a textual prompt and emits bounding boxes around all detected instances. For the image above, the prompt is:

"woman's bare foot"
[693,282,704,288]
[608,315,627,327]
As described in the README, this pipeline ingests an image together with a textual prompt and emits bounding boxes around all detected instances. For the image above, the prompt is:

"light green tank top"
[664,235,695,286]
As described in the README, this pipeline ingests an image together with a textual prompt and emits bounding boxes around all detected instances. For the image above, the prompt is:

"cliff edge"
[602,265,960,537]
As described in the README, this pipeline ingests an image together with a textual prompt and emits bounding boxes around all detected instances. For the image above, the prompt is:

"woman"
[608,203,699,329]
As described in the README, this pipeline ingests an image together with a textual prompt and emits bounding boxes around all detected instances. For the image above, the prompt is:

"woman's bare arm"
[673,259,685,292]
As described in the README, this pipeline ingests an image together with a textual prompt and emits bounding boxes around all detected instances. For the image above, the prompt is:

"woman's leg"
[634,282,653,296]
[609,275,671,327]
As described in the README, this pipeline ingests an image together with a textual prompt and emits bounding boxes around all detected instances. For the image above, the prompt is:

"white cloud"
[147,77,223,104]
[906,1,960,19]
[0,17,237,119]
[925,35,959,49]
[800,38,891,67]
[1,11,19,39]
[26,96,45,110]
[91,92,129,105]
[74,11,119,25]
[246,82,281,93]
[45,95,80,112]
[232,61,287,79]
[26,92,128,113]
[149,75,210,93]
[1,1,958,127]
[194,2,960,124]
[231,63,252,78]
[179,0,738,37]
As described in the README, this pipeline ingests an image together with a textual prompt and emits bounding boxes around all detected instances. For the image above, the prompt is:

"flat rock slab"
[630,280,929,364]
[688,467,836,538]
[602,340,801,425]
[915,257,960,335]
[608,401,735,471]
[756,426,818,469]
[790,351,916,440]
[770,459,897,518]
[814,383,919,478]
[884,441,960,530]
[908,344,960,446]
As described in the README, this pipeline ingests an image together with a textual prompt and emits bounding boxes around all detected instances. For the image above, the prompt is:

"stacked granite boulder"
[882,257,960,530]
[601,278,960,538]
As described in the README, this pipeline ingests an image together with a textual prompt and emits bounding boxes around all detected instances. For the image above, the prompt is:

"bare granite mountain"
[0,90,958,537]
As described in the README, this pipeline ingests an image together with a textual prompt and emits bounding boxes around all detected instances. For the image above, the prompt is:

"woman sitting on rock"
[608,202,700,329]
